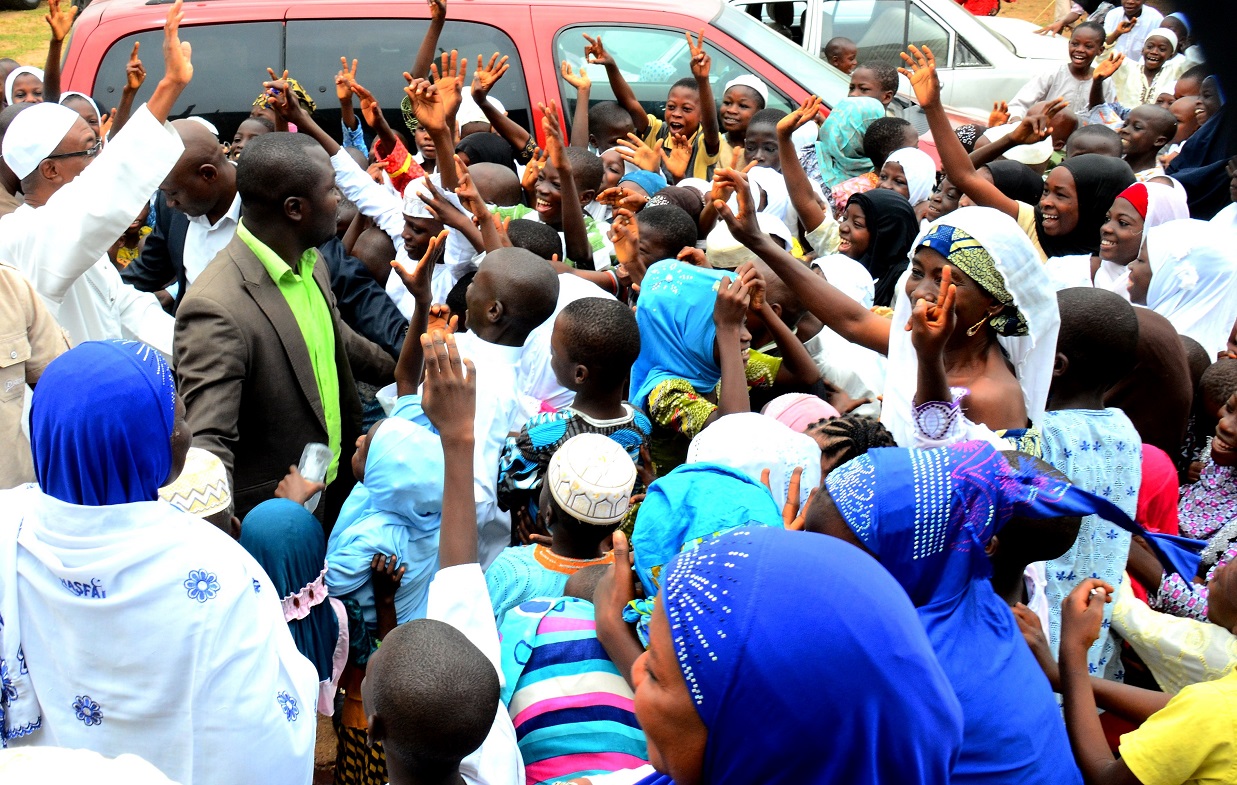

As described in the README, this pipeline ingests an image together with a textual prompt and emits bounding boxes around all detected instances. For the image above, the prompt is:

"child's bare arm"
[710,274,753,424]
[472,53,533,157]
[584,33,648,134]
[109,43,146,137]
[422,331,480,570]
[264,79,341,156]
[687,30,720,157]
[42,0,76,103]
[412,0,448,79]
[350,80,398,158]
[405,78,459,190]
[542,101,595,269]
[593,531,645,687]
[777,96,827,232]
[391,231,447,397]
[561,61,593,148]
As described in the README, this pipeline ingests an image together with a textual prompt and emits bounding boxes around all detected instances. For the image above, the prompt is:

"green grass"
[0,3,51,66]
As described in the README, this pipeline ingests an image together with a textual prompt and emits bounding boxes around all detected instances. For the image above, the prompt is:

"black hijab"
[454,132,518,173]
[849,189,919,308]
[1036,154,1134,258]
[985,160,1043,206]
[1166,104,1236,220]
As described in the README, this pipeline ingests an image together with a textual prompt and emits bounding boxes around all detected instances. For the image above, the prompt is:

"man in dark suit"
[174,132,394,522]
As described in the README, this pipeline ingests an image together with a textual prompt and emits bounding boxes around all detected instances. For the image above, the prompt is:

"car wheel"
[4,0,42,10]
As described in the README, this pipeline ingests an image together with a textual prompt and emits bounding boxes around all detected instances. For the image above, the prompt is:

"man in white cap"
[0,0,193,356]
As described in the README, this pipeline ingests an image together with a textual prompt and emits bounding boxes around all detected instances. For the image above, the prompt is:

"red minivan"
[59,0,955,156]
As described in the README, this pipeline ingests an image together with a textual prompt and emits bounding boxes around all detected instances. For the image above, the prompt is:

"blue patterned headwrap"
[30,340,177,506]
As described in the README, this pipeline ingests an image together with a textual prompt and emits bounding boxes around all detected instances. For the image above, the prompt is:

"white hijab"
[884,147,936,208]
[4,66,43,104]
[1093,180,1190,297]
[882,206,1061,447]
[58,91,102,125]
[687,412,822,509]
[1145,219,1237,354]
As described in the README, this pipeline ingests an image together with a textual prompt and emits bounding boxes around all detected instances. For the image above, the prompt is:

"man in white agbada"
[0,339,316,785]
[0,4,191,356]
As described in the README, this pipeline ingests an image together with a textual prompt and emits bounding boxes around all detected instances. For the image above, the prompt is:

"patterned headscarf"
[917,224,1026,337]
[253,76,316,114]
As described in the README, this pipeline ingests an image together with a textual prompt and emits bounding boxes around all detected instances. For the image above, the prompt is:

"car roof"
[89,0,724,22]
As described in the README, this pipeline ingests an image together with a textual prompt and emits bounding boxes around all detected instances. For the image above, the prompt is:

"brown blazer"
[174,235,395,521]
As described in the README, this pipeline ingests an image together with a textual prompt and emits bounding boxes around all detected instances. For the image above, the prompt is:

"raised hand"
[777,94,823,137]
[391,228,447,304]
[426,303,458,335]
[370,554,406,604]
[420,330,477,444]
[98,110,114,139]
[897,44,939,110]
[582,33,615,68]
[560,60,591,91]
[1093,52,1124,80]
[454,154,487,219]
[430,50,467,120]
[1008,113,1052,145]
[335,56,358,102]
[274,464,326,505]
[471,52,509,101]
[403,76,447,132]
[713,273,751,330]
[349,79,381,127]
[663,133,691,181]
[676,246,711,268]
[46,0,77,43]
[427,0,446,23]
[908,264,957,357]
[736,260,766,311]
[597,185,648,213]
[593,530,638,636]
[610,206,639,267]
[762,466,810,529]
[262,77,309,126]
[125,42,146,91]
[616,132,661,172]
[686,29,711,79]
[710,167,761,245]
[1113,17,1136,37]
[162,0,193,87]
[521,146,547,195]
[490,212,513,247]
[988,100,1009,128]
[1034,19,1065,36]
[539,100,567,168]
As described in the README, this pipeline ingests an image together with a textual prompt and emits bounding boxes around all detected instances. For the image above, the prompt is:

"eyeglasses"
[45,137,103,162]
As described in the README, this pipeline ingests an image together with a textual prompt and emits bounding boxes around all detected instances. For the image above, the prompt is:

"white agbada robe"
[0,106,181,356]
[0,486,319,785]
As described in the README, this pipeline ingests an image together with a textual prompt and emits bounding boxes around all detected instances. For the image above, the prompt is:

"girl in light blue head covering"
[325,416,445,625]
[813,96,884,190]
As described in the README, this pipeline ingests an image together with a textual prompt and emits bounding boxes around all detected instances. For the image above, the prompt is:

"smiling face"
[229,118,271,162]
[664,85,702,139]
[720,85,762,135]
[9,73,42,104]
[631,602,708,785]
[533,160,564,226]
[1039,166,1079,237]
[1213,392,1237,467]
[1196,77,1222,126]
[1126,238,1152,304]
[837,201,870,259]
[1140,34,1174,73]
[827,42,859,74]
[905,247,1001,338]
[1099,196,1145,264]
[1067,26,1104,72]
[927,176,962,221]
[1169,96,1201,143]
[1120,106,1170,158]
[877,161,910,199]
[742,123,779,170]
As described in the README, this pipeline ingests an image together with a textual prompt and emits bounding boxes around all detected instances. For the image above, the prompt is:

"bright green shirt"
[237,220,341,483]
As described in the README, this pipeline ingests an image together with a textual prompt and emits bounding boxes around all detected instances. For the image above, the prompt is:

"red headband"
[1117,182,1149,219]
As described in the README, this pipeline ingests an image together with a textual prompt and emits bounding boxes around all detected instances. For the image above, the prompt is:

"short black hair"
[824,36,856,58]
[811,415,896,470]
[1182,334,1212,389]
[857,62,898,94]
[1066,124,1122,157]
[671,77,700,94]
[507,218,562,260]
[1073,20,1106,39]
[445,270,476,331]
[236,132,325,211]
[1179,64,1209,85]
[563,146,603,194]
[1132,104,1179,143]
[748,108,787,131]
[558,297,641,388]
[469,162,523,206]
[485,247,560,334]
[1056,288,1139,390]
[1200,358,1237,410]
[368,619,499,771]
[863,117,914,171]
[636,205,698,259]
[588,101,631,136]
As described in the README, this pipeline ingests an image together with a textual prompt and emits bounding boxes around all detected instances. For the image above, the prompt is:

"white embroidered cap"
[547,432,638,525]
[2,101,82,180]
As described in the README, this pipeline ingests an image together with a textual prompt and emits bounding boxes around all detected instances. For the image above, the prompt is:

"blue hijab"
[242,498,339,682]
[326,415,445,625]
[631,260,732,411]
[637,526,963,785]
[825,442,1100,784]
[30,340,177,506]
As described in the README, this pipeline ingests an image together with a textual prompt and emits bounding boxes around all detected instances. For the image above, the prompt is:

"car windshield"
[976,19,1017,55]
[712,2,850,107]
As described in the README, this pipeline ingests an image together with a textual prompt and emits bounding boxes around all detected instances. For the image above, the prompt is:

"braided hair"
[808,414,896,471]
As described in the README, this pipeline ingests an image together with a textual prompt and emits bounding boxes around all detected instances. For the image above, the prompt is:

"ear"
[1053,351,1069,379]
[882,90,895,105]
[37,158,62,184]
[199,163,219,183]
[366,713,385,748]
[984,534,999,557]
[770,302,783,319]
[1153,132,1171,149]
[578,188,596,207]
[573,362,589,385]
[284,195,305,222]
[487,298,504,325]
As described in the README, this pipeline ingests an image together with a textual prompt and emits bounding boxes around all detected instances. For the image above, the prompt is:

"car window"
[737,2,810,48]
[91,22,282,140]
[820,0,909,67]
[954,36,988,67]
[555,24,793,138]
[286,19,531,146]
[907,4,950,65]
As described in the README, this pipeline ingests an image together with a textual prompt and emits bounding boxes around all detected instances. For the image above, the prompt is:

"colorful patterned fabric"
[917,224,1026,337]
[1179,458,1237,540]
[374,137,425,197]
[496,405,651,514]
[499,597,647,785]
[484,544,613,626]
[1152,517,1237,622]
[829,171,878,216]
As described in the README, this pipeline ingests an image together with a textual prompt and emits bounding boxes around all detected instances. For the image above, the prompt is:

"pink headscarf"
[760,393,840,433]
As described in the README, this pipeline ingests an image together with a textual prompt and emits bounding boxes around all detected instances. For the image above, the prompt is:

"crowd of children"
[1,0,1237,782]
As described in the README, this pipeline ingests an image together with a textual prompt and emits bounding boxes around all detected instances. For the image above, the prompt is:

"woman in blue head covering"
[622,525,963,785]
[30,339,188,505]
[631,259,754,474]
[810,440,1143,784]
[242,498,346,715]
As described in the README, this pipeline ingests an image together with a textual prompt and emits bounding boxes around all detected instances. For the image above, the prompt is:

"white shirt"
[1103,5,1165,63]
[1007,64,1113,118]
[182,190,241,284]
[426,564,524,785]
[0,487,318,784]
[519,273,613,412]
[0,105,181,356]
[1211,203,1237,232]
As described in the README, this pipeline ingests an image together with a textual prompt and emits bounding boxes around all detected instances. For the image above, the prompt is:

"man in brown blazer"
[174,132,394,522]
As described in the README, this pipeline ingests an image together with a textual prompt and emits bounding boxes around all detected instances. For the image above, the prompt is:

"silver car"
[730,0,1068,112]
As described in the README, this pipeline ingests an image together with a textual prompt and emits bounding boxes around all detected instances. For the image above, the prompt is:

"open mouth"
[667,121,685,134]
[535,196,553,212]
[838,238,851,252]
[1213,436,1237,459]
